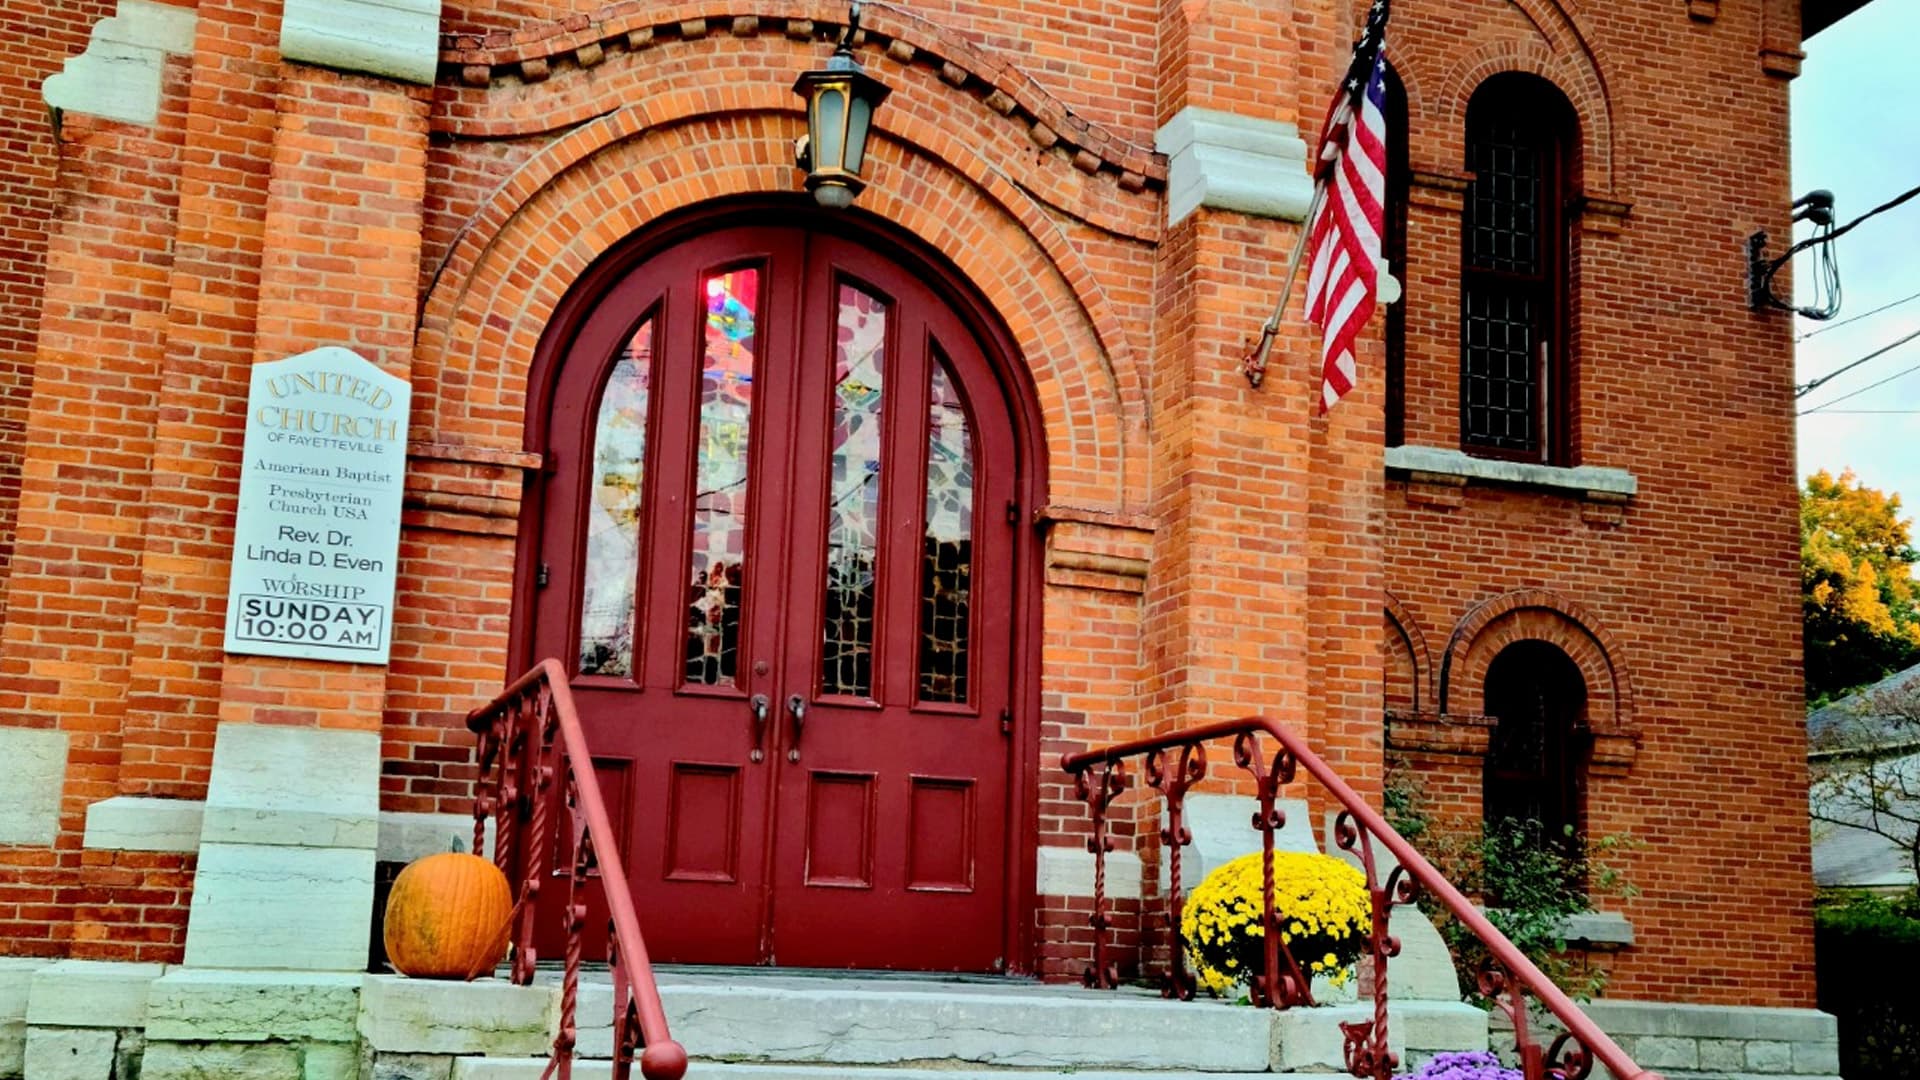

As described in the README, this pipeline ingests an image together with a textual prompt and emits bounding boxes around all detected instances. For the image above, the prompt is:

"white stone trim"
[27,960,167,1029]
[281,0,444,86]
[84,796,494,861]
[0,728,69,846]
[42,1,197,127]
[201,723,380,850]
[1559,909,1634,948]
[1035,846,1143,900]
[1386,444,1638,498]
[1156,107,1315,225]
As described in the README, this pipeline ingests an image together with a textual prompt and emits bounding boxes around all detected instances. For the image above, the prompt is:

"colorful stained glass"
[820,285,888,697]
[918,357,973,704]
[577,319,653,677]
[684,269,759,687]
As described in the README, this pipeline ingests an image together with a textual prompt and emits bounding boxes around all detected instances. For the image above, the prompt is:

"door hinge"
[999,707,1012,735]
[536,563,551,588]
[1006,499,1020,525]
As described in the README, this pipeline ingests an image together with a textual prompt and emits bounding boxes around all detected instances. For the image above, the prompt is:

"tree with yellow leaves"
[1804,469,1920,702]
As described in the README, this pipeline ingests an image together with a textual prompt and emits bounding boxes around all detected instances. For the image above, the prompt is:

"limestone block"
[201,724,380,850]
[1562,1000,1837,1042]
[141,1040,303,1080]
[281,0,444,85]
[22,1027,118,1080]
[1035,846,1143,900]
[358,976,557,1057]
[585,973,1275,1070]
[184,843,376,971]
[1158,793,1320,894]
[1630,1035,1700,1070]
[27,960,165,1028]
[1385,905,1461,1001]
[1156,107,1314,225]
[1793,1038,1841,1075]
[379,813,494,864]
[0,1019,22,1080]
[1700,1037,1749,1072]
[41,0,197,127]
[369,1052,454,1080]
[0,728,68,846]
[302,1041,360,1080]
[0,958,45,1022]
[84,795,205,852]
[1385,446,1637,498]
[147,969,363,1043]
[1747,1040,1793,1073]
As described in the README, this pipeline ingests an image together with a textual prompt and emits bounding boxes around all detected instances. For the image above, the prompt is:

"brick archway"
[1385,589,1432,715]
[415,114,1145,512]
[1438,589,1634,733]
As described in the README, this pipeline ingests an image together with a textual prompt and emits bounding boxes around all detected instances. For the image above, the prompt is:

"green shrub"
[1815,890,1920,1080]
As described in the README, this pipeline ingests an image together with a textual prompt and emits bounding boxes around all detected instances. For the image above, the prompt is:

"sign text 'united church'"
[222,347,409,664]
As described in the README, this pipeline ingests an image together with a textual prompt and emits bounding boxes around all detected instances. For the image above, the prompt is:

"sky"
[1792,2,1920,507]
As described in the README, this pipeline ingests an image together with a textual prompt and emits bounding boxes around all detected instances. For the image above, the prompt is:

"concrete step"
[454,1063,1360,1080]
[537,968,1488,1072]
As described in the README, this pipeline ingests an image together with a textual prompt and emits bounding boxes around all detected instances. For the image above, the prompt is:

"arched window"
[1461,74,1577,463]
[1482,640,1587,840]
[1383,65,1410,448]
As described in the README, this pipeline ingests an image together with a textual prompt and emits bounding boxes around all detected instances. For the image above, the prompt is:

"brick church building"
[0,0,1858,1070]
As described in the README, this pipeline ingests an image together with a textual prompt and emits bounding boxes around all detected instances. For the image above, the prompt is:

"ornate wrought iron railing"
[1061,717,1662,1080]
[469,659,689,1080]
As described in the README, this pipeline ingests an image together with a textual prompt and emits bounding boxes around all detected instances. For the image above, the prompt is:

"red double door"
[529,223,1019,971]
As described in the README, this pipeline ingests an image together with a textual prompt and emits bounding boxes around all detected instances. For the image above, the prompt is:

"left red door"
[526,221,1019,972]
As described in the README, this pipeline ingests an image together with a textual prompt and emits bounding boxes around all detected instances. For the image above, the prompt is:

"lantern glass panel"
[845,95,873,175]
[816,85,847,172]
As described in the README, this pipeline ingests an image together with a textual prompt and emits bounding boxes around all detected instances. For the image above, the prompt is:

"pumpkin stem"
[450,835,466,854]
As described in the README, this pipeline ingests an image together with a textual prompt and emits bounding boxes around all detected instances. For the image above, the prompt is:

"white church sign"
[222,347,409,663]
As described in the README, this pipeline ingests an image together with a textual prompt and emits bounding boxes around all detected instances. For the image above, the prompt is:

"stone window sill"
[1480,908,1635,951]
[1386,446,1636,523]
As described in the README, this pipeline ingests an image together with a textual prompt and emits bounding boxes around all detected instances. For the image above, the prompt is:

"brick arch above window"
[1438,589,1635,738]
[1396,27,1617,200]
[414,112,1149,513]
[1385,590,1433,715]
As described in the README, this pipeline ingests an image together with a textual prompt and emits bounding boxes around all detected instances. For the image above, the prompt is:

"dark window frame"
[1460,76,1576,465]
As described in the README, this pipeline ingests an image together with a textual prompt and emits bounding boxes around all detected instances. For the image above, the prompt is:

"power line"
[1796,326,1920,399]
[1802,410,1920,415]
[1779,182,1920,265]
[1799,288,1920,341]
[1800,354,1920,416]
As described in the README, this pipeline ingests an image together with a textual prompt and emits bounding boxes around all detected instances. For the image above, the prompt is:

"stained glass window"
[820,285,888,697]
[577,318,653,677]
[684,268,759,687]
[918,356,973,704]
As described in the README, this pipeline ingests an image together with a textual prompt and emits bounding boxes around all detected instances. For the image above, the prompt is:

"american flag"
[1303,0,1391,413]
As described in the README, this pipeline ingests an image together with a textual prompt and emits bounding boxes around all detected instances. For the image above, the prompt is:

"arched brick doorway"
[515,205,1042,973]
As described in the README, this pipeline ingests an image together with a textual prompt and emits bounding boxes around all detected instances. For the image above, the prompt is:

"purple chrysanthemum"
[1394,1049,1524,1080]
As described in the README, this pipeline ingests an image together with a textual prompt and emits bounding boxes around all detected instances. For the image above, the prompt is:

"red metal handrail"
[469,659,689,1080]
[1062,716,1662,1080]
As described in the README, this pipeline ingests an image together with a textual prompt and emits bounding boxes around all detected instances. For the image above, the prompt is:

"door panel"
[534,223,1017,972]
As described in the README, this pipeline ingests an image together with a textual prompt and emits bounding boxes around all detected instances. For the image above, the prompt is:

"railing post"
[1146,743,1205,1000]
[1072,757,1128,990]
[1232,733,1314,1009]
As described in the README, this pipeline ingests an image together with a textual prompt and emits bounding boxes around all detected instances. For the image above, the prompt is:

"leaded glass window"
[918,356,973,704]
[684,268,759,687]
[821,284,889,697]
[578,316,654,677]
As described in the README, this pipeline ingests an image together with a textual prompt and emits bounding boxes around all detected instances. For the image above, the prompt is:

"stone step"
[541,968,1488,1072]
[454,1062,1361,1080]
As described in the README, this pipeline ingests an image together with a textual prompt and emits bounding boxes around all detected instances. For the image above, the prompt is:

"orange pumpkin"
[382,852,513,980]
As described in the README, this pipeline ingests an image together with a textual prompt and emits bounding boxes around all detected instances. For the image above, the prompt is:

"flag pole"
[1241,180,1328,389]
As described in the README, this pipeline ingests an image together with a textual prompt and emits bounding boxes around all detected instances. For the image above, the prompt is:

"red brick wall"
[1384,0,1812,1007]
[0,0,1812,1009]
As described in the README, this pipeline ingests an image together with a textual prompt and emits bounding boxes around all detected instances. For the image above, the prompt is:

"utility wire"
[1799,288,1920,341]
[1803,410,1920,415]
[1778,182,1920,265]
[1796,326,1920,398]
[1800,352,1920,416]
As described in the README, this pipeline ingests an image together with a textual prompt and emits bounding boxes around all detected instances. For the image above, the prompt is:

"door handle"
[785,694,807,763]
[748,694,770,763]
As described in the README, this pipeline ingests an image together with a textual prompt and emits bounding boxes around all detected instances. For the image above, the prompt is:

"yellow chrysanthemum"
[1178,850,1371,997]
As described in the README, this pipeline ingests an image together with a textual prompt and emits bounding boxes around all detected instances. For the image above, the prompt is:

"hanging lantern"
[793,3,892,209]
